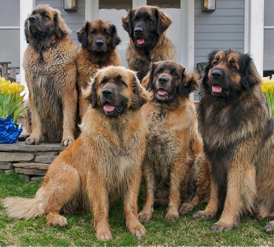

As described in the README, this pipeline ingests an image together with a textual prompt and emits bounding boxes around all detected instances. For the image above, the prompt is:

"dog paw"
[211,222,235,232]
[47,215,67,227]
[96,225,112,241]
[179,202,195,215]
[96,232,113,241]
[164,208,180,222]
[61,138,74,147]
[25,136,40,145]
[265,221,274,234]
[128,224,147,240]
[193,210,217,220]
[138,208,153,224]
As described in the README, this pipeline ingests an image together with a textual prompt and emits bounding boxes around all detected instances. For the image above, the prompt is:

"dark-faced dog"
[76,19,122,120]
[138,60,208,223]
[23,4,78,146]
[193,50,274,233]
[1,66,151,241]
[122,6,175,81]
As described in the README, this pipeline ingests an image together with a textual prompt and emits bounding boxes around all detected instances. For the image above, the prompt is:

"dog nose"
[28,16,37,22]
[211,69,223,79]
[158,77,169,84]
[134,27,143,33]
[102,89,113,97]
[95,40,104,46]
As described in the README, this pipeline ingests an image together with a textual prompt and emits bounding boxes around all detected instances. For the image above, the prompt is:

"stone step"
[15,168,46,176]
[0,141,66,152]
[0,152,34,162]
[13,162,50,170]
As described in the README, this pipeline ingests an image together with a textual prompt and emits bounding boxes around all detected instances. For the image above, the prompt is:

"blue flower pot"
[0,115,23,143]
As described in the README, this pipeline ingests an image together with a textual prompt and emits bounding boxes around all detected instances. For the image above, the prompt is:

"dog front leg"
[193,175,219,220]
[87,171,112,241]
[61,86,77,147]
[138,157,155,224]
[124,168,146,240]
[165,155,187,223]
[25,90,42,145]
[211,164,256,232]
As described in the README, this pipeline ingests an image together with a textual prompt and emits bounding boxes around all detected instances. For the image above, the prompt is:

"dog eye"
[156,68,163,74]
[100,79,107,85]
[90,29,96,34]
[103,29,109,35]
[133,16,139,22]
[146,16,153,22]
[212,60,218,66]
[229,60,237,68]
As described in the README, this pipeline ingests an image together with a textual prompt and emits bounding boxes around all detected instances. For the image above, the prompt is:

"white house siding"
[36,0,85,44]
[194,0,245,100]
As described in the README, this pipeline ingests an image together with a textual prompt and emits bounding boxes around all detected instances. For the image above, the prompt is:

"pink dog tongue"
[158,89,168,96]
[103,103,115,112]
[212,85,222,93]
[137,39,145,44]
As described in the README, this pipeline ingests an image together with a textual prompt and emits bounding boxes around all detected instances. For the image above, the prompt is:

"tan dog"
[193,50,274,233]
[24,4,78,146]
[76,19,122,121]
[122,6,175,81]
[1,66,151,241]
[138,60,206,223]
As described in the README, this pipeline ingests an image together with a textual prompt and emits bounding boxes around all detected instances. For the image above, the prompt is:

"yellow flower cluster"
[261,78,274,93]
[0,77,25,94]
[261,77,274,118]
[0,77,26,123]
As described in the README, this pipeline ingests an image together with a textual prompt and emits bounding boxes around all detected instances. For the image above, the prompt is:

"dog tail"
[1,196,46,220]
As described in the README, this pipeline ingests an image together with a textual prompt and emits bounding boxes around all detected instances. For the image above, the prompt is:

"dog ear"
[241,53,261,89]
[131,73,152,109]
[141,73,150,89]
[155,8,172,35]
[146,63,156,91]
[110,24,121,49]
[53,10,71,39]
[122,10,134,36]
[202,50,218,86]
[90,77,98,108]
[179,69,200,97]
[77,22,89,48]
[82,77,98,108]
[24,19,30,43]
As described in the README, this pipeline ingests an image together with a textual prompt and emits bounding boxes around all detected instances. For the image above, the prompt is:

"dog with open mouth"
[122,5,175,81]
[138,60,209,223]
[193,49,274,234]
[1,66,151,241]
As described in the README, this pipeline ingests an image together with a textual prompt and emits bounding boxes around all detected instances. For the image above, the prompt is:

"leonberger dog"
[1,66,151,241]
[138,60,208,223]
[122,6,175,81]
[193,49,274,233]
[23,4,78,146]
[76,19,122,120]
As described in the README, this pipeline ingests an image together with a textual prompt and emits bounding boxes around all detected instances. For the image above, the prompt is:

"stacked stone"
[0,142,65,182]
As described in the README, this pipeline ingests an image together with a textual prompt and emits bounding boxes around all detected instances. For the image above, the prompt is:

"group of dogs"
[1,3,274,242]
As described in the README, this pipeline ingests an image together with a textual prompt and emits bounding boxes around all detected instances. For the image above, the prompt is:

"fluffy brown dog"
[76,19,122,120]
[1,66,151,241]
[138,60,206,223]
[23,4,78,146]
[193,50,274,233]
[122,6,175,81]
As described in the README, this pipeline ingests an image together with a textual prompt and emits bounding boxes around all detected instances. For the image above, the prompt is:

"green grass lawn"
[0,171,273,246]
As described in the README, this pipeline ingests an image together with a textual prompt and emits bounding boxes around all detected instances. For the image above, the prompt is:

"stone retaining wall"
[0,142,65,182]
